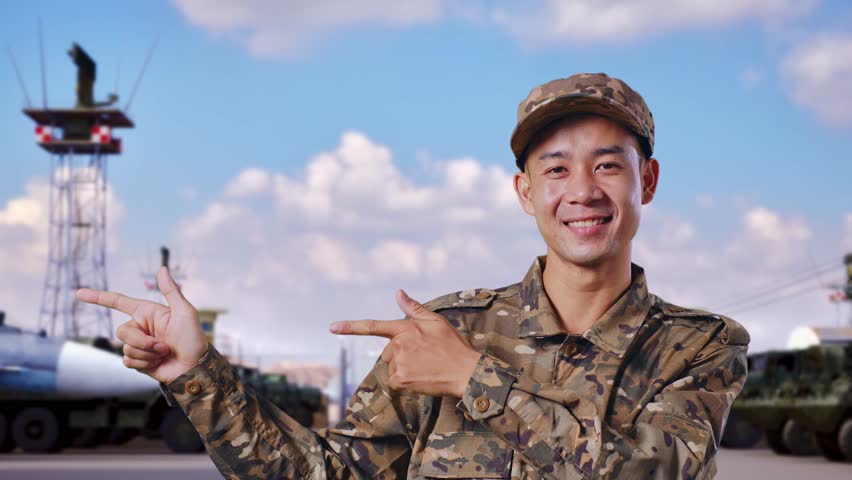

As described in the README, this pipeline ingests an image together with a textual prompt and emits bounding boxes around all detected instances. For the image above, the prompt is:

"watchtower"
[23,43,133,339]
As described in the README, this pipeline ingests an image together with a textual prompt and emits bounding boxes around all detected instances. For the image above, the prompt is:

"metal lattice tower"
[22,43,133,339]
[39,152,111,338]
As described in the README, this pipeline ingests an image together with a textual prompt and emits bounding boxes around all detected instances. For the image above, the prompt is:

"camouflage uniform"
[163,257,748,479]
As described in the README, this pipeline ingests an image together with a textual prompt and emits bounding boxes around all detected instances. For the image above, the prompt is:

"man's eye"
[547,166,567,174]
[596,162,620,171]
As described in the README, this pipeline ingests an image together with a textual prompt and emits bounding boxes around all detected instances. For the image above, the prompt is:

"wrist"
[455,349,483,398]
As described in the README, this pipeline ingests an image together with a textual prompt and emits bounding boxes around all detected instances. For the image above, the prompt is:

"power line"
[724,284,822,315]
[712,261,837,312]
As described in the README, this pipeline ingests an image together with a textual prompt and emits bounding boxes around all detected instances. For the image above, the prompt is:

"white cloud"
[173,0,813,58]
[369,240,423,277]
[634,202,848,353]
[740,206,811,266]
[782,33,852,126]
[167,130,539,361]
[493,0,812,47]
[225,167,273,197]
[0,179,50,276]
[173,0,450,58]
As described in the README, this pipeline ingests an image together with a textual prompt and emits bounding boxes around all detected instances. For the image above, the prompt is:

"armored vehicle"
[723,344,852,461]
[722,349,820,455]
[783,343,852,461]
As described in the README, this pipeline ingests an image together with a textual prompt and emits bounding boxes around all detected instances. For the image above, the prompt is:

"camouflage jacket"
[164,257,749,479]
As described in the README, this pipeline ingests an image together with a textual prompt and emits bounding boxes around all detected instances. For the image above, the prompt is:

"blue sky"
[2,0,851,365]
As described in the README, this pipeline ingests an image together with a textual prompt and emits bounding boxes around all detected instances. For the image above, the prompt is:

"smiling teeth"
[566,218,608,227]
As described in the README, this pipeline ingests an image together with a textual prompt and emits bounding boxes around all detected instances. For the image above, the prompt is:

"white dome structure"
[787,326,852,350]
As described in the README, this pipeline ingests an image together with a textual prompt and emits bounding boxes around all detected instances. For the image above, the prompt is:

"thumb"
[396,289,435,321]
[157,266,187,308]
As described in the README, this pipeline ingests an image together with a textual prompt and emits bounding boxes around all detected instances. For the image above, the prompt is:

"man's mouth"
[563,215,613,228]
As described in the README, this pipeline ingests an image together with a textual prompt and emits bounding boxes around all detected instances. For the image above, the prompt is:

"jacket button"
[473,396,490,413]
[564,343,581,357]
[185,380,202,395]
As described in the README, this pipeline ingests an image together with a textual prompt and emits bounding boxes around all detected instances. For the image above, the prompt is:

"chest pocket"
[419,431,513,479]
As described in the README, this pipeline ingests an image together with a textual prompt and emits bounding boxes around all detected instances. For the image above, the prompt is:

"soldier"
[77,73,749,479]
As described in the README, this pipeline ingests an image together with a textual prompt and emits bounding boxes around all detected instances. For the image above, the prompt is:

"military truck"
[1,337,329,454]
[723,344,852,461]
[722,349,820,455]
[783,343,852,461]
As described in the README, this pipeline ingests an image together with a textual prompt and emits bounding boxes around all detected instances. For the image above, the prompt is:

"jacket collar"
[517,256,652,358]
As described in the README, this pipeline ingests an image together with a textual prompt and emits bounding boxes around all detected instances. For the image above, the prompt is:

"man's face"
[514,114,659,269]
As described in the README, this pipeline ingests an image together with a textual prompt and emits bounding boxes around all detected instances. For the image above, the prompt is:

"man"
[78,73,748,479]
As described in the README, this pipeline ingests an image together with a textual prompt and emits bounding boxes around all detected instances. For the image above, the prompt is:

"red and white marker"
[35,125,52,143]
[90,125,112,144]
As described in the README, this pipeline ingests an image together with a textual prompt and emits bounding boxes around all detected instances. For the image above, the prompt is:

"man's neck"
[541,250,633,334]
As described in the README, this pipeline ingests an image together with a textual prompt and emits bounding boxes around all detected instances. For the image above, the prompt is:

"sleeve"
[457,334,748,480]
[164,345,422,480]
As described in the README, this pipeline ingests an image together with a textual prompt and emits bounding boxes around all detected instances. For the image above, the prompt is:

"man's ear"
[641,158,660,205]
[514,171,536,216]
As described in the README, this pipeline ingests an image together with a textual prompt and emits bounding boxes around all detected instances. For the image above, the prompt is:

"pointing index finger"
[76,288,143,317]
[330,319,410,338]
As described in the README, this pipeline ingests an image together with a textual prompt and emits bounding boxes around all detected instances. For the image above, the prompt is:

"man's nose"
[564,169,603,205]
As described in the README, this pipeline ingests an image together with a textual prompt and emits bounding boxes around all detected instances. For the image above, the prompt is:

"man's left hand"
[330,290,481,398]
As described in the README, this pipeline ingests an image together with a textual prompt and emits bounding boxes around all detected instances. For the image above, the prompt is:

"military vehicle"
[0,311,159,453]
[723,349,818,455]
[722,344,852,461]
[783,343,852,461]
[0,308,329,454]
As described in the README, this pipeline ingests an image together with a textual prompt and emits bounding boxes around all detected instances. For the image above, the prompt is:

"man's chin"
[552,249,611,269]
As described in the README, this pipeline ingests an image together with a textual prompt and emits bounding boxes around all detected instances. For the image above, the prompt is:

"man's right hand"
[76,266,209,384]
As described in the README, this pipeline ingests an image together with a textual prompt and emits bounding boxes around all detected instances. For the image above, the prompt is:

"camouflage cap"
[511,72,654,170]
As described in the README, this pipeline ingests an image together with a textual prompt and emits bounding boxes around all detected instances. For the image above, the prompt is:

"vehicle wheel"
[766,427,791,455]
[838,417,852,461]
[0,412,16,453]
[720,411,763,449]
[160,408,204,453]
[11,407,65,453]
[817,430,845,461]
[781,419,820,455]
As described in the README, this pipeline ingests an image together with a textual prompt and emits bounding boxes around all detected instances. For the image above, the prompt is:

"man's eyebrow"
[537,150,567,162]
[594,145,625,156]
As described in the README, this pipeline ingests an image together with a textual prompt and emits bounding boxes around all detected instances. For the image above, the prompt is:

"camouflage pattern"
[165,257,749,479]
[511,73,655,170]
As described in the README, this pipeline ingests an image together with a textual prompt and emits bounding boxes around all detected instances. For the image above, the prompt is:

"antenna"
[5,44,33,107]
[124,35,159,113]
[113,59,121,97]
[37,17,48,108]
